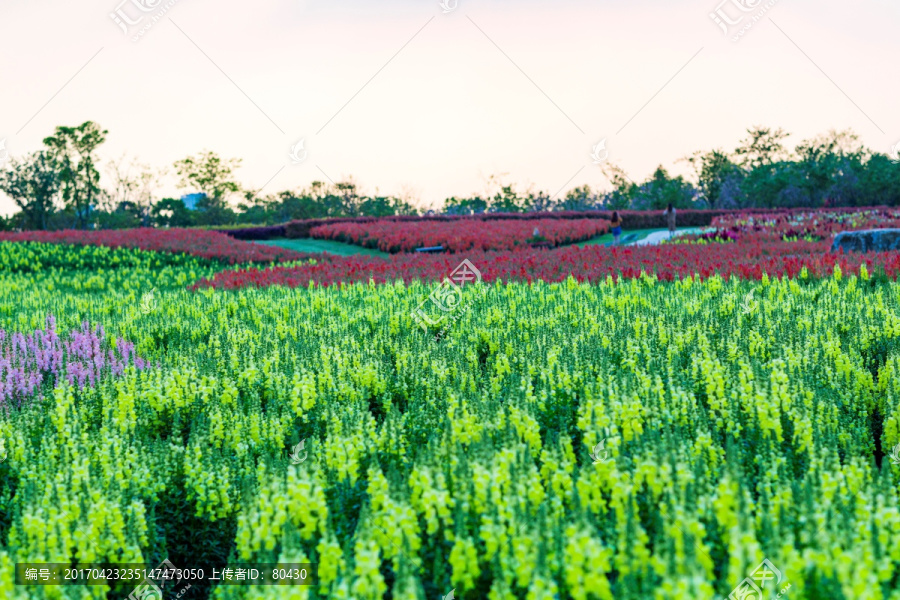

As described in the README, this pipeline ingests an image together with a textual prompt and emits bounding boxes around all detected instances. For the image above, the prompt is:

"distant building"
[180,193,206,211]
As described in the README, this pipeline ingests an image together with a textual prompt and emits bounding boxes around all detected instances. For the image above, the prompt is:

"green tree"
[103,154,162,227]
[173,151,243,223]
[443,195,489,215]
[734,126,791,169]
[359,195,419,217]
[630,166,697,210]
[42,121,108,229]
[793,129,867,207]
[556,185,595,211]
[856,154,900,207]
[733,127,793,209]
[599,163,637,210]
[329,181,363,217]
[734,160,813,209]
[686,149,742,209]
[151,198,195,227]
[0,151,60,230]
[489,185,526,213]
[271,189,327,221]
[523,189,555,212]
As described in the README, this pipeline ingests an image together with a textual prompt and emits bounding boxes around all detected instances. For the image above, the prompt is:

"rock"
[831,229,900,253]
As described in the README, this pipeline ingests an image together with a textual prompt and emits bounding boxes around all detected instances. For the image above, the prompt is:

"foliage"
[0,151,61,231]
[685,149,742,210]
[173,151,243,226]
[687,127,900,210]
[5,123,900,231]
[151,198,197,228]
[253,181,420,223]
[443,195,489,215]
[733,126,791,169]
[0,240,216,274]
[0,229,310,265]
[2,248,900,598]
[42,121,108,230]
[102,154,162,227]
[627,166,697,211]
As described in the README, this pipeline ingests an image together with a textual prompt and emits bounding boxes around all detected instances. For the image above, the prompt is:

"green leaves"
[2,270,900,599]
[41,121,108,230]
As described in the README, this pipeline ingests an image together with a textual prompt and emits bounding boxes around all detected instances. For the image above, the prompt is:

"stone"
[831,229,900,253]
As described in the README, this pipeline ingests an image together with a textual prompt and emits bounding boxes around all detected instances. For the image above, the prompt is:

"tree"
[738,161,809,209]
[291,179,359,218]
[793,129,867,207]
[42,121,108,229]
[173,151,243,214]
[627,166,697,210]
[686,149,742,209]
[599,163,637,210]
[489,185,525,213]
[795,129,866,161]
[855,154,900,207]
[268,189,326,222]
[263,181,349,221]
[443,195,489,215]
[151,198,195,227]
[0,151,60,230]
[103,154,162,226]
[358,195,419,217]
[523,188,555,212]
[556,185,596,212]
[234,189,275,225]
[330,181,363,217]
[715,173,749,209]
[734,126,790,169]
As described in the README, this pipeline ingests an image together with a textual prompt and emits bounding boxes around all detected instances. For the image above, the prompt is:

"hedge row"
[216,225,286,240]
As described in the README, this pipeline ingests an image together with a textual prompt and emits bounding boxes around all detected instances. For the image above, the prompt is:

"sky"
[0,0,898,216]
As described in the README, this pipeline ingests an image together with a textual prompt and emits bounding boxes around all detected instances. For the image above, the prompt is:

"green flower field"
[2,235,900,599]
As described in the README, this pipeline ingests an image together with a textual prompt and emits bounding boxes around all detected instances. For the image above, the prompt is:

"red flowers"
[709,209,900,242]
[0,229,309,264]
[192,229,900,290]
[9,209,900,290]
[309,218,610,253]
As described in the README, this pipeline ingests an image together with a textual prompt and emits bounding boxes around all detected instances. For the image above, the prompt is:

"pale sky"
[1,0,898,216]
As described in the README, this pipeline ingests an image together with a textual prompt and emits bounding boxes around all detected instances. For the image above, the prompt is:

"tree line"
[1,122,898,230]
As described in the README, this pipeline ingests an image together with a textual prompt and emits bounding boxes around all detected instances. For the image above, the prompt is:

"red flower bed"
[706,208,900,242]
[193,208,900,289]
[309,218,610,253]
[192,241,895,289]
[0,229,309,264]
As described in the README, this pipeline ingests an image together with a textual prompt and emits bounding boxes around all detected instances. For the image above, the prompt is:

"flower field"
[0,229,308,265]
[3,211,900,599]
[708,208,900,241]
[308,218,610,253]
[198,209,900,289]
[196,235,900,289]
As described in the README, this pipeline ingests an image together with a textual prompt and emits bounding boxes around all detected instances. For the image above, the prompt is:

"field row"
[1,263,900,598]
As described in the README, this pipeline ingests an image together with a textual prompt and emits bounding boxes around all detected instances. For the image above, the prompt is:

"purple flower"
[0,315,152,408]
